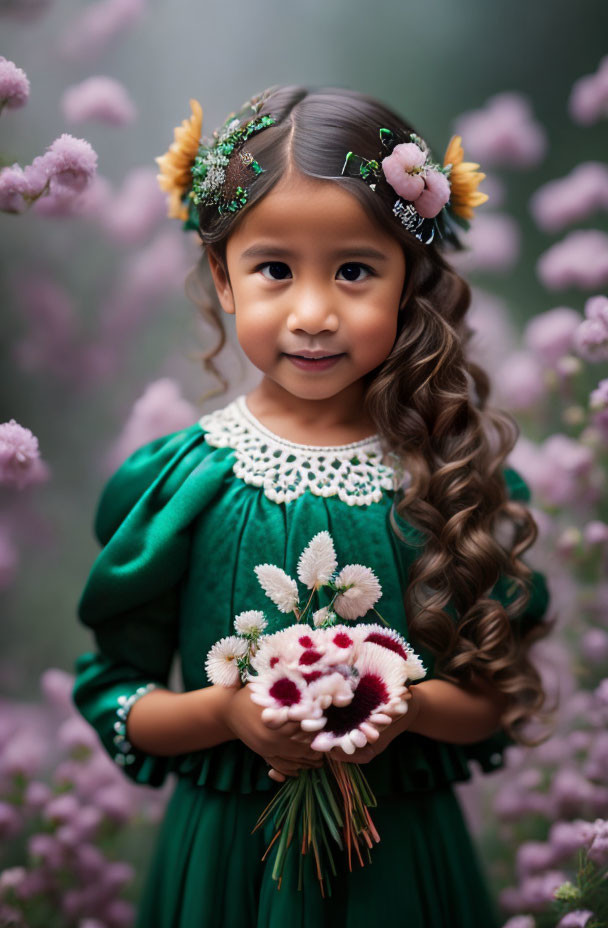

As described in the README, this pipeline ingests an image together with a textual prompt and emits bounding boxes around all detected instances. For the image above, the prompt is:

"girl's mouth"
[284,354,345,371]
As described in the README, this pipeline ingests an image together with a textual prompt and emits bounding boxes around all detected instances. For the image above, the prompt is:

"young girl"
[72,84,554,928]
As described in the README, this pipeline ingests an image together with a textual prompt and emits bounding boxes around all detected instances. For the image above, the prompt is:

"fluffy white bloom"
[313,606,330,627]
[354,624,427,681]
[205,636,248,687]
[333,564,382,620]
[234,610,267,636]
[254,563,299,613]
[297,531,338,589]
[247,667,323,725]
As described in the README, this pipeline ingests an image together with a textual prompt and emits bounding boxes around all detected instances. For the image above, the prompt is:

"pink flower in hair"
[381,142,427,201]
[415,168,451,218]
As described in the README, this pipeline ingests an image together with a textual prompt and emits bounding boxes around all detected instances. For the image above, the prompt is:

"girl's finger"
[268,768,286,782]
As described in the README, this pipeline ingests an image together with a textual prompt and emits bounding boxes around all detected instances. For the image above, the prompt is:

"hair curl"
[184,84,558,747]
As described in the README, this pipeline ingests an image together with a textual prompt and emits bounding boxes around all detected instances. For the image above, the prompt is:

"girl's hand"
[327,687,419,765]
[223,685,323,776]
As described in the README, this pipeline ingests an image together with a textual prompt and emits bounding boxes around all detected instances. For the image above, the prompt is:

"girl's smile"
[207,168,407,434]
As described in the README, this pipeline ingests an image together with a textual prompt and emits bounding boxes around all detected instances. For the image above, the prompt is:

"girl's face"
[208,169,406,406]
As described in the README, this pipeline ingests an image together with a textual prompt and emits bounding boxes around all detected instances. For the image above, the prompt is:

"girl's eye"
[258,262,292,280]
[336,263,373,282]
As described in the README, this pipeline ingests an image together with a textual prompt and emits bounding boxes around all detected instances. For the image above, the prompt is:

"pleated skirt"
[135,775,502,928]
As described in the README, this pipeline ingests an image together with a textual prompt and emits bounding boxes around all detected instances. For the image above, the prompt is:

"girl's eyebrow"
[240,244,388,261]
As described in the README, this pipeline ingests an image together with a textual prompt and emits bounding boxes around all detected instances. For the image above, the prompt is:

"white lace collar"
[198,394,407,506]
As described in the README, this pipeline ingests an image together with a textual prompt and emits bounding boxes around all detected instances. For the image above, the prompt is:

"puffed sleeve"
[71,423,214,788]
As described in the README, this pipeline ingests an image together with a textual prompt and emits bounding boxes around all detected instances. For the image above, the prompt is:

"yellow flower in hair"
[155,99,203,220]
[443,135,489,221]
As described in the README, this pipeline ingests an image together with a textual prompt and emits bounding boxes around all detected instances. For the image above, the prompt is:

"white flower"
[333,564,382,620]
[234,610,267,637]
[313,606,330,627]
[254,563,299,613]
[297,531,338,589]
[205,636,248,687]
[355,624,427,681]
[247,667,323,725]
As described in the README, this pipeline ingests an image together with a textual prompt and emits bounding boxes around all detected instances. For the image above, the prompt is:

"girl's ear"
[207,247,236,315]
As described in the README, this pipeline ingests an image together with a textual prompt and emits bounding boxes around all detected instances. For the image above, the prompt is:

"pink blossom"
[556,912,594,928]
[40,667,76,712]
[537,230,608,291]
[43,792,80,825]
[523,308,583,368]
[494,350,547,411]
[62,76,136,127]
[583,521,608,546]
[414,168,451,218]
[573,295,608,362]
[588,820,608,865]
[23,780,52,812]
[99,167,166,244]
[58,715,99,753]
[72,842,107,881]
[44,133,98,193]
[530,162,608,233]
[550,768,596,818]
[72,805,104,842]
[516,841,557,879]
[22,152,56,198]
[99,860,134,892]
[590,378,608,411]
[105,378,196,472]
[0,57,30,110]
[451,212,520,273]
[0,419,49,490]
[519,871,569,911]
[12,274,81,382]
[27,832,64,870]
[501,918,535,928]
[93,784,131,823]
[0,526,18,590]
[98,898,135,928]
[0,163,29,212]
[454,92,547,168]
[0,866,27,895]
[0,801,22,839]
[569,55,608,125]
[549,819,597,858]
[0,729,45,777]
[381,142,427,200]
[59,0,146,62]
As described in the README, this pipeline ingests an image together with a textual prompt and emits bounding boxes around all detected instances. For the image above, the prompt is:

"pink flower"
[451,212,520,273]
[0,57,30,110]
[519,871,569,911]
[0,419,48,490]
[573,295,608,362]
[530,162,608,233]
[61,76,136,127]
[0,164,29,212]
[414,168,451,218]
[381,142,427,201]
[537,230,608,291]
[523,308,584,368]
[59,0,146,62]
[0,802,22,839]
[516,841,557,879]
[454,92,547,168]
[43,793,80,826]
[0,526,18,591]
[104,378,197,473]
[549,819,596,858]
[99,167,166,244]
[568,55,608,125]
[44,133,98,192]
[556,912,594,928]
[495,350,547,411]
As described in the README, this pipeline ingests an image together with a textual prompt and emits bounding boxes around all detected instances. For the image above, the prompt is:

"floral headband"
[156,94,488,246]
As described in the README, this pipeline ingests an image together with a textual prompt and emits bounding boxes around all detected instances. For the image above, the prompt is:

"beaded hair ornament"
[156,92,488,246]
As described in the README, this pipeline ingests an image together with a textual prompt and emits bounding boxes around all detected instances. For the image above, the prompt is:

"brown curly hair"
[183,84,557,748]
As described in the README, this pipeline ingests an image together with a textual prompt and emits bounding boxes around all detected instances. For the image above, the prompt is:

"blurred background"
[1,0,608,925]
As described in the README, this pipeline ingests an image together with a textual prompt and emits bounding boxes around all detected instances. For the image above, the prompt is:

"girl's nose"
[286,286,339,334]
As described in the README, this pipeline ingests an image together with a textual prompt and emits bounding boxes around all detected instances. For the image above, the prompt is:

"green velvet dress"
[72,394,550,928]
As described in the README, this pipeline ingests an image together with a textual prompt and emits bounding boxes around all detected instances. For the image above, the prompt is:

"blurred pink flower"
[501,917,535,928]
[92,784,131,823]
[105,378,197,472]
[0,801,22,839]
[523,308,583,368]
[72,805,104,842]
[465,288,518,370]
[23,780,52,813]
[454,92,547,168]
[549,819,596,858]
[59,0,146,62]
[569,55,608,125]
[537,230,608,291]
[494,350,547,411]
[28,832,65,870]
[550,768,596,818]
[580,628,608,663]
[12,274,81,381]
[530,162,608,233]
[519,870,569,911]
[381,142,427,200]
[43,792,80,826]
[40,667,76,713]
[44,133,98,193]
[0,525,18,590]
[516,841,557,879]
[556,912,594,928]
[99,898,135,927]
[451,212,520,273]
[99,166,166,244]
[588,820,608,866]
[583,520,608,545]
[0,419,48,490]
[61,75,136,127]
[573,295,608,362]
[414,168,451,218]
[0,56,30,110]
[58,715,99,753]
[590,378,608,411]
[0,164,29,212]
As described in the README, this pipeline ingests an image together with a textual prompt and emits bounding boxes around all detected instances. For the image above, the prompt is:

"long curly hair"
[184,84,557,747]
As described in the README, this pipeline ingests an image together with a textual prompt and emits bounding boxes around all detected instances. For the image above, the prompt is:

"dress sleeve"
[461,465,551,773]
[72,425,210,788]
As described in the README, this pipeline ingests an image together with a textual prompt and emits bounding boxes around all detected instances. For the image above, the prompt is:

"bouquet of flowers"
[204,531,426,895]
